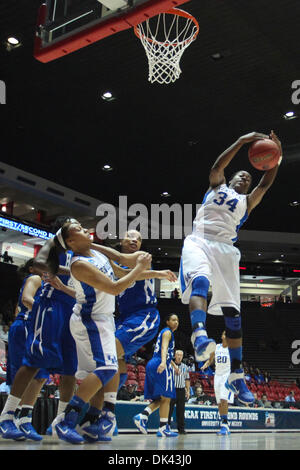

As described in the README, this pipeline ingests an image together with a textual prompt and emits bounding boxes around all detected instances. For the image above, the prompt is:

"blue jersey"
[17,275,42,321]
[40,251,75,306]
[117,266,157,317]
[152,327,175,365]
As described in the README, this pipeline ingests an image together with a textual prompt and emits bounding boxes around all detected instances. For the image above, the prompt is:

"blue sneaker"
[225,371,254,405]
[217,424,230,436]
[55,410,84,445]
[77,419,112,443]
[98,410,116,437]
[113,423,118,436]
[191,328,216,361]
[0,415,26,441]
[133,413,148,434]
[157,424,178,437]
[46,424,52,436]
[18,421,43,441]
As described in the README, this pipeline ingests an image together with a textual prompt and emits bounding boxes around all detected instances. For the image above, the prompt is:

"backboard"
[34,0,191,63]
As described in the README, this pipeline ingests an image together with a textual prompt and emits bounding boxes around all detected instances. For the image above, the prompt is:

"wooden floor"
[1,431,300,452]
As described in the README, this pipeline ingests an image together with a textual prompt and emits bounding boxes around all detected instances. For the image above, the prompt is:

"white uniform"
[214,343,234,404]
[69,250,118,380]
[180,184,248,315]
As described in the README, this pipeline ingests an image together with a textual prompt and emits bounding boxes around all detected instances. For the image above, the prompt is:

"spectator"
[117,383,139,401]
[244,368,252,382]
[258,394,272,408]
[187,385,213,405]
[184,355,196,372]
[251,392,261,408]
[1,251,13,264]
[254,368,265,384]
[285,391,296,403]
[171,288,179,299]
[0,381,10,394]
[0,324,9,342]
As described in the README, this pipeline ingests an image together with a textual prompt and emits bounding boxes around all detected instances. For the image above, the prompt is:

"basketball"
[248,139,281,171]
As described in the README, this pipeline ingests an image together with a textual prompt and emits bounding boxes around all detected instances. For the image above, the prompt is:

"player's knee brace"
[93,367,117,386]
[222,307,242,339]
[191,276,210,299]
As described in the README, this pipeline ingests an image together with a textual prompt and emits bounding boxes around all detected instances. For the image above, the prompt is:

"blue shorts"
[23,297,77,375]
[115,308,160,361]
[144,357,176,401]
[6,317,49,385]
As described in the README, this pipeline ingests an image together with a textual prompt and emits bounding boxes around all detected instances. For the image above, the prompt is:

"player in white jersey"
[43,220,152,444]
[202,331,233,436]
[180,130,282,405]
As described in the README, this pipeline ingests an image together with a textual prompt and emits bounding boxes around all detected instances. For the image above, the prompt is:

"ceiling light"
[211,52,224,61]
[283,111,297,120]
[7,37,20,45]
[258,253,261,256]
[6,37,21,51]
[101,91,116,101]
[161,192,171,197]
[290,201,300,207]
[102,164,113,172]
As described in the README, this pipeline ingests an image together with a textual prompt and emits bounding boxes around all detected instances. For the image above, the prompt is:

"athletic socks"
[0,395,21,419]
[57,400,69,416]
[103,392,117,414]
[141,407,153,419]
[228,346,243,372]
[190,309,207,330]
[220,414,228,425]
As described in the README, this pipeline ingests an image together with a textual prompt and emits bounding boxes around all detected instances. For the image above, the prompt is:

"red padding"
[34,0,190,63]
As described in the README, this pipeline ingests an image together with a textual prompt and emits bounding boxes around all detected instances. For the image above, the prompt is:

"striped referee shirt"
[173,362,190,389]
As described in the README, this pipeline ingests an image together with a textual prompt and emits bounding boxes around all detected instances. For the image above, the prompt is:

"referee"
[168,350,190,434]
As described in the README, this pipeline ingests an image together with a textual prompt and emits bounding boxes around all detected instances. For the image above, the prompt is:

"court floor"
[0,432,299,451]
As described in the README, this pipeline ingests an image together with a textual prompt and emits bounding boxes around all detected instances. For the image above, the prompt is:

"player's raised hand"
[136,252,152,270]
[270,130,282,156]
[238,132,269,144]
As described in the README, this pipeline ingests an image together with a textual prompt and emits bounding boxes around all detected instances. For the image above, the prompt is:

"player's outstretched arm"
[72,253,152,296]
[209,131,269,189]
[247,130,282,214]
[91,243,147,268]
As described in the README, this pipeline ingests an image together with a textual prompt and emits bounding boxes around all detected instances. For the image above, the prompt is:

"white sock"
[57,401,68,416]
[104,392,117,405]
[0,395,22,419]
[159,418,168,429]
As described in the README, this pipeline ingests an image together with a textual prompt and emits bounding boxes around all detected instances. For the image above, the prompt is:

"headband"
[55,228,67,250]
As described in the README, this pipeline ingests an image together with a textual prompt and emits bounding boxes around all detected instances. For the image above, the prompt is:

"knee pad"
[222,307,242,339]
[191,276,209,299]
[93,367,117,386]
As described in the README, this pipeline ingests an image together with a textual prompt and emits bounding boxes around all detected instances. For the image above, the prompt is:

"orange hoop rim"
[134,8,199,45]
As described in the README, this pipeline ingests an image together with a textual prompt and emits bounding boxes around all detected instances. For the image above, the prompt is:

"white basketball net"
[135,9,199,85]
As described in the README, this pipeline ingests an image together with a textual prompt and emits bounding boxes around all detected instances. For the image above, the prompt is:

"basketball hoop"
[134,8,199,85]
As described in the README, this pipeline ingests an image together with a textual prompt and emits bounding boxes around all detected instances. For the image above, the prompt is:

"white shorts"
[214,373,234,404]
[70,312,118,380]
[179,235,241,315]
